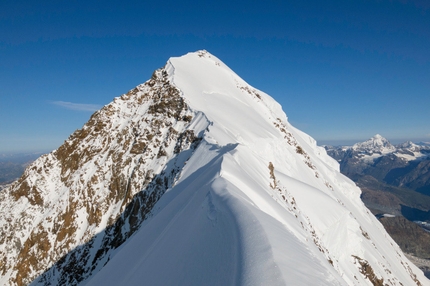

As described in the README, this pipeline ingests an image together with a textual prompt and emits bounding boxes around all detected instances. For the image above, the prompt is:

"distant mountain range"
[0,152,45,183]
[325,134,430,198]
[325,135,430,266]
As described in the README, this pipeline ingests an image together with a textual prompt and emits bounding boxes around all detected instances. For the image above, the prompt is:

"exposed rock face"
[0,68,202,285]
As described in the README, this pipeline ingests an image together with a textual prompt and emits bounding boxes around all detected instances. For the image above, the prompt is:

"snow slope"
[84,51,427,285]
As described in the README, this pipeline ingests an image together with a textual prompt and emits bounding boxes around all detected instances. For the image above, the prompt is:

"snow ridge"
[86,51,428,285]
[0,50,427,285]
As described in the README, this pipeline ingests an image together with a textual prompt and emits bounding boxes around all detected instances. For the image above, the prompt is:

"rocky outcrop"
[0,67,204,285]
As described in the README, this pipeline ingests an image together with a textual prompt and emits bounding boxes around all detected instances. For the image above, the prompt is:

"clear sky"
[1,0,429,152]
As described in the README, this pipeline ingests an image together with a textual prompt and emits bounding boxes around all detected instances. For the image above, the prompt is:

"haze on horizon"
[1,0,429,153]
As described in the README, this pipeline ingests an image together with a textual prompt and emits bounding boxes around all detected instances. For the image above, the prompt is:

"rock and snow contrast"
[0,51,428,285]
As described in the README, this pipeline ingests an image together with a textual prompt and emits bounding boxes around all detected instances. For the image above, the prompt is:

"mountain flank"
[325,135,430,275]
[0,51,427,285]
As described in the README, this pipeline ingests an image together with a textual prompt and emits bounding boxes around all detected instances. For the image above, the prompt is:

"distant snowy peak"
[351,135,430,155]
[326,134,430,164]
[352,134,395,154]
[350,134,429,159]
[397,141,416,149]
[396,141,422,153]
[417,142,430,147]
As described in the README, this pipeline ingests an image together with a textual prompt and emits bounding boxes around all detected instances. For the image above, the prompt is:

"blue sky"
[1,0,429,152]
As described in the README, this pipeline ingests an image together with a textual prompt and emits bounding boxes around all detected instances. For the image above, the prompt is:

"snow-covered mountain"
[327,135,430,163]
[0,51,427,285]
[325,135,430,196]
[352,134,396,155]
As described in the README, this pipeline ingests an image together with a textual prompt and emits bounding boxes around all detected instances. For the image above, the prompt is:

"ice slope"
[85,51,428,285]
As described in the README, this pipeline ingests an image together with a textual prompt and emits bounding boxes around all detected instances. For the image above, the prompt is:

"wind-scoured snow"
[84,51,428,285]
